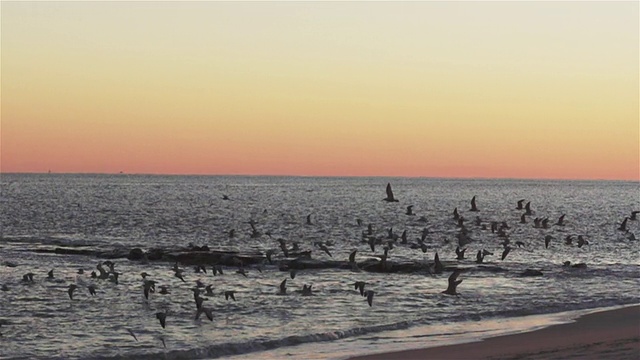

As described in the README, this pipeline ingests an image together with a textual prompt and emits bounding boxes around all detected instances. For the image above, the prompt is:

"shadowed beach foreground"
[350,305,640,360]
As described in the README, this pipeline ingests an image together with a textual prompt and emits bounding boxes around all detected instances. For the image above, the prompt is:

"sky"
[1,1,638,180]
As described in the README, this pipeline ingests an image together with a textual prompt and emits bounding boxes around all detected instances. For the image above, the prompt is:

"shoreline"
[348,304,640,360]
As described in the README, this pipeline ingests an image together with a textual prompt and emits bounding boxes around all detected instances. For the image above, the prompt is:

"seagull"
[301,284,313,296]
[618,217,629,232]
[524,201,533,215]
[383,183,399,202]
[470,196,478,212]
[224,290,236,301]
[354,281,366,296]
[127,329,138,342]
[501,246,512,260]
[545,235,554,249]
[68,284,78,300]
[442,270,463,295]
[455,246,466,260]
[195,306,214,321]
[364,290,375,306]
[143,280,156,300]
[156,311,167,328]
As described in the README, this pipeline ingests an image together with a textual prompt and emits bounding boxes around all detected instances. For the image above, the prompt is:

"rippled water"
[1,174,639,360]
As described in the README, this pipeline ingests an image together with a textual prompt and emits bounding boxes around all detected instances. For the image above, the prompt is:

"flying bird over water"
[618,217,629,232]
[555,214,566,226]
[455,246,466,260]
[516,199,525,210]
[279,279,287,295]
[354,281,366,296]
[156,311,167,328]
[501,246,511,260]
[224,291,236,301]
[127,329,138,342]
[383,183,398,202]
[525,201,533,215]
[68,284,77,300]
[545,235,554,249]
[470,196,478,212]
[364,290,375,306]
[630,211,640,221]
[442,270,463,296]
[406,206,414,215]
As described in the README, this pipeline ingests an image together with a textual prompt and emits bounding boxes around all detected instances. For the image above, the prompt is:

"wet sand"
[349,305,640,360]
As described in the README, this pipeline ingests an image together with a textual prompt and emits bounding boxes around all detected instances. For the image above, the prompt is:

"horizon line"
[1,171,638,183]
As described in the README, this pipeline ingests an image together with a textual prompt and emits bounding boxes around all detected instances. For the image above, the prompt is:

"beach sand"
[349,305,640,360]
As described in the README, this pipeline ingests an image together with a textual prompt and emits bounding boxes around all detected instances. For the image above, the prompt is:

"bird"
[354,281,366,296]
[364,290,375,306]
[47,269,54,280]
[87,284,97,296]
[155,311,167,329]
[618,217,629,232]
[470,196,478,212]
[516,199,525,210]
[279,279,287,295]
[555,214,566,226]
[383,183,398,202]
[195,307,214,321]
[127,329,138,342]
[631,211,640,221]
[442,270,463,296]
[224,290,236,301]
[475,250,484,264]
[406,206,414,216]
[501,246,511,260]
[68,284,78,300]
[524,201,533,215]
[143,280,156,300]
[545,235,554,249]
[301,284,313,296]
[174,269,186,282]
[455,246,466,260]
[306,214,312,225]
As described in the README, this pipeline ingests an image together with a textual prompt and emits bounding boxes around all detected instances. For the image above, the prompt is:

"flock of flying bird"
[1,182,638,346]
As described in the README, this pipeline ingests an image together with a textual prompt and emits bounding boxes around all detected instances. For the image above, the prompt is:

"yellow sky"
[1,1,638,179]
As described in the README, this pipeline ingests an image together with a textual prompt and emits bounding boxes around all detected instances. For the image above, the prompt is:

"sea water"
[1,174,638,359]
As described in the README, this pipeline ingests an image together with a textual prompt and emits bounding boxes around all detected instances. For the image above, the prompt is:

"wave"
[87,297,639,360]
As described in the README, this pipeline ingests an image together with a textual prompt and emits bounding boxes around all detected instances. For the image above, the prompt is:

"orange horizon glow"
[1,2,638,181]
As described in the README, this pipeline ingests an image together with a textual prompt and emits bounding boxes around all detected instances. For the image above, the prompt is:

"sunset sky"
[1,1,638,180]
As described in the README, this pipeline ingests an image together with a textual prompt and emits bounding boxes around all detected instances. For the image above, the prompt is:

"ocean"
[1,174,638,360]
